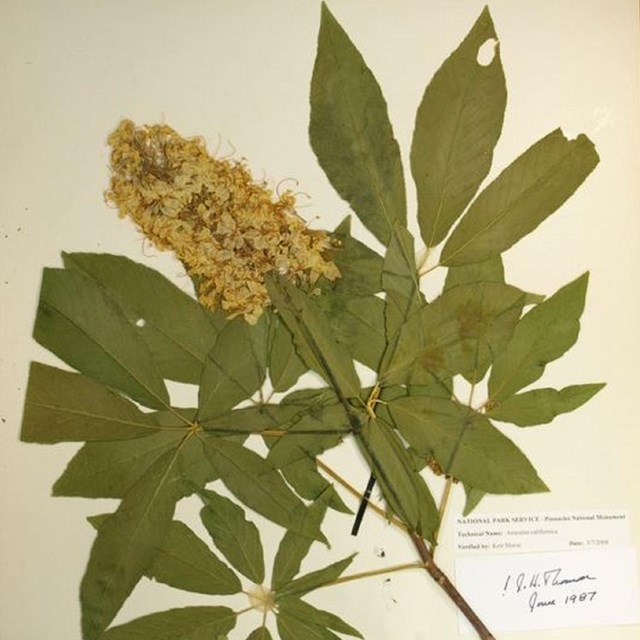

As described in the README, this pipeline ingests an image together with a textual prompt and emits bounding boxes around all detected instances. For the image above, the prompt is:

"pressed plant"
[20,4,604,640]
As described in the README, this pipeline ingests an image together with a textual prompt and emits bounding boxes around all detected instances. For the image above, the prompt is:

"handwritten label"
[455,509,630,555]
[456,547,640,632]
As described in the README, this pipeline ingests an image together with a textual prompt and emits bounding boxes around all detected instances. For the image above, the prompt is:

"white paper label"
[455,509,631,555]
[456,547,640,632]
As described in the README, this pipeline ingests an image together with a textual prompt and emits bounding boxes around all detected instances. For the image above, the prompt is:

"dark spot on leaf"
[418,347,444,372]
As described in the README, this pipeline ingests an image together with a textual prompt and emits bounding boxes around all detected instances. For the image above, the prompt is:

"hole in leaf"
[477,38,498,66]
[135,318,146,328]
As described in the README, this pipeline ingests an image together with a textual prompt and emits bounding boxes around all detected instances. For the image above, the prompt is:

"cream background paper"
[1,1,639,639]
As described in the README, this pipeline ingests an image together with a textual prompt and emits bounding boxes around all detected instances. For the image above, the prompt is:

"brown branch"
[409,532,497,640]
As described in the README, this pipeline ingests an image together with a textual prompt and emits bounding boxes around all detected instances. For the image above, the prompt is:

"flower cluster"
[106,120,340,323]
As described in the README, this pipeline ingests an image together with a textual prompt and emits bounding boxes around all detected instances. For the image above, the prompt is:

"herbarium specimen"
[20,5,603,640]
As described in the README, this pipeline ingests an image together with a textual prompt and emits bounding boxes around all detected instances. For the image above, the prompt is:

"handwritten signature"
[503,567,597,595]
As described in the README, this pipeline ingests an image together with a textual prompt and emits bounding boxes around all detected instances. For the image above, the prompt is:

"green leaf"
[280,458,352,514]
[53,430,181,498]
[337,295,387,371]
[277,613,340,640]
[277,598,362,638]
[271,489,332,590]
[89,516,241,596]
[441,129,599,266]
[199,489,265,584]
[266,400,349,468]
[444,281,525,383]
[488,273,589,402]
[444,256,505,290]
[246,628,273,640]
[310,3,406,245]
[377,227,426,383]
[412,7,506,248]
[198,318,266,420]
[203,438,322,540]
[176,431,221,492]
[318,292,387,371]
[330,217,383,296]
[383,281,524,385]
[268,314,307,393]
[201,404,298,435]
[381,226,423,342]
[463,486,485,516]
[34,268,170,410]
[249,313,270,378]
[146,520,241,595]
[487,383,605,426]
[266,276,361,402]
[80,448,184,640]
[276,554,355,599]
[62,253,221,383]
[357,418,438,536]
[100,606,236,640]
[21,362,159,443]
[387,396,547,494]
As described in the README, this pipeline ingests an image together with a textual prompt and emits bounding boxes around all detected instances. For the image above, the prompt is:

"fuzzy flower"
[106,119,340,323]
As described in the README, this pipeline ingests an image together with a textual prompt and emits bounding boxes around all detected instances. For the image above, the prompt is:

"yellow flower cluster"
[106,120,340,323]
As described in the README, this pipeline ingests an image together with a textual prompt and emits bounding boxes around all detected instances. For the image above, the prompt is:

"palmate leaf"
[310,3,406,246]
[198,318,266,421]
[387,396,547,495]
[440,129,599,266]
[199,489,265,584]
[89,516,242,596]
[411,7,506,248]
[488,273,589,402]
[100,606,237,640]
[34,268,170,410]
[487,383,605,427]
[81,448,185,640]
[63,253,222,384]
[277,598,362,639]
[21,362,159,443]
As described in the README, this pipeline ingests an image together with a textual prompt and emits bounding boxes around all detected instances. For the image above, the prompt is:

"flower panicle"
[106,119,340,323]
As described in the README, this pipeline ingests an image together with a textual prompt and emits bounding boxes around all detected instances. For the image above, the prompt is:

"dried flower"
[106,120,340,323]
